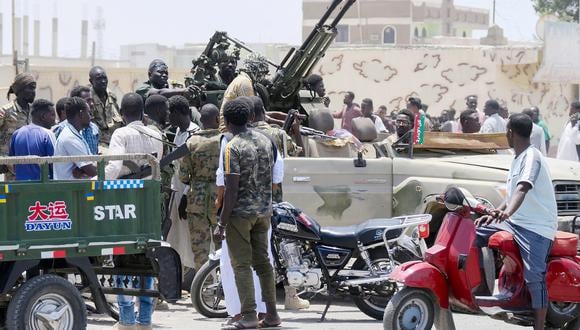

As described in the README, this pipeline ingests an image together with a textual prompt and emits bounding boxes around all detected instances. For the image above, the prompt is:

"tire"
[383,287,435,330]
[352,249,415,320]
[190,259,228,318]
[6,274,87,330]
[182,267,196,293]
[547,302,580,328]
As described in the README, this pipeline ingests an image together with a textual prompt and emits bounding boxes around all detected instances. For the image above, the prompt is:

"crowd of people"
[331,90,580,161]
[0,53,579,329]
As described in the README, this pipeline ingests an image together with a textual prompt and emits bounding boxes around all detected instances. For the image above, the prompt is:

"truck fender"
[0,260,40,294]
[390,260,450,308]
[147,246,182,303]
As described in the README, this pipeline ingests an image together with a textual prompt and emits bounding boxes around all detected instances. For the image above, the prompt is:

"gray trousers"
[475,221,553,309]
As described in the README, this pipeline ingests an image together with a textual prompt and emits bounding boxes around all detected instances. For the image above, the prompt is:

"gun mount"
[187,0,355,115]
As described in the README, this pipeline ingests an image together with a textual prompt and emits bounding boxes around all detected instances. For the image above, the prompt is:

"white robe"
[557,122,580,162]
[220,228,273,315]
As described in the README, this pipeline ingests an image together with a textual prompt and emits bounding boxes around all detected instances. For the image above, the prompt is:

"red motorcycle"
[383,187,580,330]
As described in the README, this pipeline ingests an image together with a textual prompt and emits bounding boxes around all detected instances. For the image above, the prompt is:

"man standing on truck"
[475,113,557,330]
[0,72,37,177]
[136,59,198,103]
[214,98,281,329]
[89,66,123,145]
[53,97,97,180]
[9,99,57,180]
[106,93,162,330]
[178,103,221,272]
[332,91,361,133]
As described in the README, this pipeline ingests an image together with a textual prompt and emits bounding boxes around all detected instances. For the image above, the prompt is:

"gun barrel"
[300,0,343,53]
[330,0,356,28]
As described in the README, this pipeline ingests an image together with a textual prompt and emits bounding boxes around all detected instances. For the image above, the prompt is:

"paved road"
[87,296,525,329]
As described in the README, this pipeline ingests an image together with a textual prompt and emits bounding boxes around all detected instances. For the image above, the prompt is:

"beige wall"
[312,45,574,145]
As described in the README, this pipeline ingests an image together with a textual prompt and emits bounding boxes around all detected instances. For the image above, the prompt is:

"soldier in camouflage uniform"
[0,73,36,177]
[214,98,281,329]
[249,96,303,203]
[89,66,123,145]
[179,104,221,270]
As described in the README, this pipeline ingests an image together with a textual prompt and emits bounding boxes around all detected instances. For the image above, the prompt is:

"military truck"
[0,155,181,329]
[283,132,580,246]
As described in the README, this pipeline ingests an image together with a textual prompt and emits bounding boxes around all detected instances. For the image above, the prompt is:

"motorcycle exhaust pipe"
[340,276,391,287]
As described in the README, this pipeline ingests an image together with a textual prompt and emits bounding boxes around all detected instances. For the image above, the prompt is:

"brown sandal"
[258,318,282,328]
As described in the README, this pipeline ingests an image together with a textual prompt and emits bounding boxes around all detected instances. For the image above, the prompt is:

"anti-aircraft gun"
[186,0,355,115]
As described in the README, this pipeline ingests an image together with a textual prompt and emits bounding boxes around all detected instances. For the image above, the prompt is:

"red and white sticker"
[41,250,67,259]
[101,247,126,256]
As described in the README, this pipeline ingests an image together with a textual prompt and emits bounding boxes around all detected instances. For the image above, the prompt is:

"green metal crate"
[0,154,162,261]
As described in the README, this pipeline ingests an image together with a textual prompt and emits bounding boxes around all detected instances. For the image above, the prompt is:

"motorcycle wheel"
[383,287,435,330]
[190,259,228,318]
[547,302,580,328]
[351,249,414,320]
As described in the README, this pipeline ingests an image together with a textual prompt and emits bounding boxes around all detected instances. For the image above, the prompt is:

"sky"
[0,0,540,59]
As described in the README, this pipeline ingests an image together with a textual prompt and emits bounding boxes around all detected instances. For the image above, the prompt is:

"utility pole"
[11,0,17,74]
[492,0,496,25]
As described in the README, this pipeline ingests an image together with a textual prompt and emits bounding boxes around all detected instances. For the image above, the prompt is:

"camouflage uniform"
[223,130,276,317]
[0,101,30,156]
[253,120,301,203]
[90,87,123,145]
[0,101,30,177]
[179,129,221,270]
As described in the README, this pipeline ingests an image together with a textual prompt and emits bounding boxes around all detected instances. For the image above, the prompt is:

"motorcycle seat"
[488,231,579,257]
[320,219,405,249]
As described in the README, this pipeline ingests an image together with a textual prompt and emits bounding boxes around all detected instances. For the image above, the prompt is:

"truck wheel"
[352,249,414,320]
[6,274,87,330]
[190,259,227,318]
[383,287,435,330]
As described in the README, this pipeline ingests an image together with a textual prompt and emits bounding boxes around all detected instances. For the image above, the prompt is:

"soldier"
[0,72,36,176]
[89,66,123,145]
[218,55,269,132]
[179,104,221,270]
[136,59,198,102]
[304,74,330,107]
[250,96,302,159]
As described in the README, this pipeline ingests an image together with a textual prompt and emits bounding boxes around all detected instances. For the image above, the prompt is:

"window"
[422,27,427,38]
[335,25,349,43]
[383,26,396,44]
[414,27,419,38]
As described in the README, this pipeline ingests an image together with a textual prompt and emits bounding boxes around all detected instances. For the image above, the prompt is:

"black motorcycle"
[190,202,431,320]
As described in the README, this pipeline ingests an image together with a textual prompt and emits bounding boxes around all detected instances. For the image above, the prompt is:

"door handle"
[293,176,311,182]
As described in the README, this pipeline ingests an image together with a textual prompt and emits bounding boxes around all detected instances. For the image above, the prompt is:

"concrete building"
[302,0,489,45]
